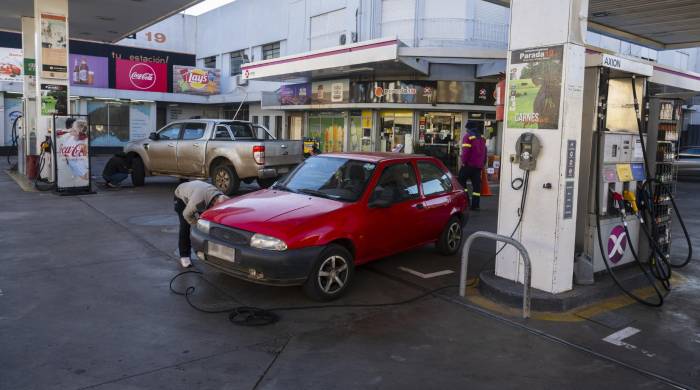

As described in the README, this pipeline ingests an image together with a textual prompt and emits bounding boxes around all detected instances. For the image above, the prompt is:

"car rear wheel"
[303,244,354,301]
[256,178,276,189]
[211,163,240,195]
[437,216,463,256]
[131,156,145,187]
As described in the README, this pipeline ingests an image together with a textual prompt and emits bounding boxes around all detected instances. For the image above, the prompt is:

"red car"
[192,153,469,300]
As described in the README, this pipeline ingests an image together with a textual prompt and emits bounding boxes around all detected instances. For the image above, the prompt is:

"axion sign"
[607,225,628,264]
[115,59,167,92]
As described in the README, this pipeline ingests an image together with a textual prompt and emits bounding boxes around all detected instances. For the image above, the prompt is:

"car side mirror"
[368,186,394,209]
[148,132,159,141]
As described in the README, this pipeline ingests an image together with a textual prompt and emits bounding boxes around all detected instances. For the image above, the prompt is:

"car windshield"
[278,156,376,202]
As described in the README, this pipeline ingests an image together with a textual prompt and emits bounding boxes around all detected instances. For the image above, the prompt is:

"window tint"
[158,124,181,140]
[418,161,453,196]
[214,125,233,140]
[231,124,255,139]
[370,163,419,203]
[182,123,207,140]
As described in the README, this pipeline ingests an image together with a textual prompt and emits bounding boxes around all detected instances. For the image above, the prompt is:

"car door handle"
[280,144,287,148]
[414,203,425,209]
[193,144,201,148]
[167,143,175,148]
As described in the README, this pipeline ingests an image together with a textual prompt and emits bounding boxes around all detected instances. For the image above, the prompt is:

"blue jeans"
[105,172,128,185]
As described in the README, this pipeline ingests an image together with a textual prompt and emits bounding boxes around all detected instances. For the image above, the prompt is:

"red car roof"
[318,152,428,163]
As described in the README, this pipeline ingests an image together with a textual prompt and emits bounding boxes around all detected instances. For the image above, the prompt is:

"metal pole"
[460,231,531,319]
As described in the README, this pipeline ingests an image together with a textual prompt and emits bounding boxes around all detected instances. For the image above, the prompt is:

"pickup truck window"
[214,125,233,140]
[158,124,182,140]
[182,123,207,140]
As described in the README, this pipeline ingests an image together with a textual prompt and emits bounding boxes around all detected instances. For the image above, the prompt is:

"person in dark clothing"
[102,152,131,188]
[458,121,487,210]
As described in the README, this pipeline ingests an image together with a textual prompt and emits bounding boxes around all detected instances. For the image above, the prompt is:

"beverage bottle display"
[73,59,79,83]
[79,58,89,84]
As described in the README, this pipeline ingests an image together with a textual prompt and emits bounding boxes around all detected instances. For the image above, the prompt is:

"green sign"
[24,58,36,76]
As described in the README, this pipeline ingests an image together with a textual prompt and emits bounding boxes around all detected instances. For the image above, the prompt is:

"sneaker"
[106,182,119,189]
[179,257,192,268]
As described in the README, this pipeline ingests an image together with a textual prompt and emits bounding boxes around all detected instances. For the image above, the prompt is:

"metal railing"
[459,231,531,319]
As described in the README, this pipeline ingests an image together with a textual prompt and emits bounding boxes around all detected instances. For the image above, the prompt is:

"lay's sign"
[174,65,220,95]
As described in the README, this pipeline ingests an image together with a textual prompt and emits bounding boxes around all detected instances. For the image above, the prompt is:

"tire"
[303,244,355,301]
[211,163,240,195]
[437,216,463,256]
[131,157,145,187]
[256,178,277,189]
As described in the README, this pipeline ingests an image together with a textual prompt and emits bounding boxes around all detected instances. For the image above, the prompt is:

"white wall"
[117,14,197,54]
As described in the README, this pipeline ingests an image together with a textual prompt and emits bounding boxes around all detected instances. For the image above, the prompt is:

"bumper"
[257,165,295,179]
[191,228,323,286]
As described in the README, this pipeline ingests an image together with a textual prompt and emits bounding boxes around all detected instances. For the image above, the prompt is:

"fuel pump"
[575,53,693,306]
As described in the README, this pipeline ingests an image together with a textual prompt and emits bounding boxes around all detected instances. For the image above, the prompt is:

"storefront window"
[379,111,413,153]
[349,114,373,152]
[87,100,130,146]
[308,113,344,153]
[416,112,462,172]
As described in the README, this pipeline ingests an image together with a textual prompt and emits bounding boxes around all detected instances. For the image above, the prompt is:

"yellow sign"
[361,110,373,129]
[616,164,634,182]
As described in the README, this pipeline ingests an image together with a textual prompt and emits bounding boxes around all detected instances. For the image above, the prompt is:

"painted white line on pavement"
[398,267,454,279]
[603,327,641,346]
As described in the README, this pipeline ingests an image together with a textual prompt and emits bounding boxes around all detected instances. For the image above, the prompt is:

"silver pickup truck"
[124,119,303,195]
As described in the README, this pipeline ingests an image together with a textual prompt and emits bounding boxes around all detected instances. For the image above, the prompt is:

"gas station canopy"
[0,0,202,43]
[483,0,700,50]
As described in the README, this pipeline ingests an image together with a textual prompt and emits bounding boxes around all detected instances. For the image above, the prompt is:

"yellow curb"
[5,170,37,192]
[462,273,687,322]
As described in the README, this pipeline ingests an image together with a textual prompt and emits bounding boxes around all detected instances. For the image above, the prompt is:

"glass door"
[380,111,413,153]
[417,112,462,172]
[349,115,373,152]
[308,113,345,153]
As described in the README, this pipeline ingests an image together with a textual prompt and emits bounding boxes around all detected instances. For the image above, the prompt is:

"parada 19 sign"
[115,59,167,92]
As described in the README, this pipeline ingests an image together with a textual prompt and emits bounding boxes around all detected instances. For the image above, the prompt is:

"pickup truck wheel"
[437,216,463,256]
[303,245,354,301]
[256,178,276,189]
[211,164,240,195]
[131,157,145,187]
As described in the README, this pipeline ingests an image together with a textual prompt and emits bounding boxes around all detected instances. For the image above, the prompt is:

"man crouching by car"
[174,181,229,268]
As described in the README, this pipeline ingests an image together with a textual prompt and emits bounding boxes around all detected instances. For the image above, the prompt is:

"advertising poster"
[0,48,23,81]
[173,65,221,95]
[40,83,68,116]
[115,59,167,92]
[437,81,475,104]
[475,82,496,105]
[278,83,311,105]
[69,54,108,88]
[129,103,153,140]
[40,13,68,79]
[507,45,564,129]
[311,79,349,104]
[53,115,90,192]
[24,58,35,76]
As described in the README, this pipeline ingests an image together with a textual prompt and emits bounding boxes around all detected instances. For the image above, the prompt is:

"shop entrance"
[349,111,374,152]
[308,113,345,153]
[287,113,304,140]
[380,111,413,153]
[417,112,462,172]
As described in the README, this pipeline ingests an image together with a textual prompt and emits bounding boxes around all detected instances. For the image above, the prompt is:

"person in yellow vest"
[459,121,487,211]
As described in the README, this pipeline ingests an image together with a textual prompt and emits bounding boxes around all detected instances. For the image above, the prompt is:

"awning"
[586,47,700,93]
[0,0,202,43]
[241,38,429,82]
[482,0,700,50]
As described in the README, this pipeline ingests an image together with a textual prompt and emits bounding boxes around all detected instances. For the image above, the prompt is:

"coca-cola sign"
[115,59,166,92]
[53,115,91,192]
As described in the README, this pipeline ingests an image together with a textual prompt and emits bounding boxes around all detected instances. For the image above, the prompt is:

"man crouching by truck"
[174,181,229,268]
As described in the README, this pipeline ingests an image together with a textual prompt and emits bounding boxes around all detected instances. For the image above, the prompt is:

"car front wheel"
[303,244,354,301]
[437,216,463,256]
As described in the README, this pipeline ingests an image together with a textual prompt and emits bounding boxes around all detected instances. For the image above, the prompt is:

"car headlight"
[196,219,211,234]
[250,233,287,251]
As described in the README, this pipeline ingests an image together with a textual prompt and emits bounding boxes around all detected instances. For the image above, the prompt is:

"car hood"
[202,189,348,235]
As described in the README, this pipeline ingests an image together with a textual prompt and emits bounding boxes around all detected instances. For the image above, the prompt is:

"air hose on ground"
[169,270,460,327]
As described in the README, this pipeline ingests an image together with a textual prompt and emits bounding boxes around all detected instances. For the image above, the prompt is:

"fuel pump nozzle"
[610,191,626,217]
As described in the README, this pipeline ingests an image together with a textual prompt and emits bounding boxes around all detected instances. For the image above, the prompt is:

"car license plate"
[208,242,236,263]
